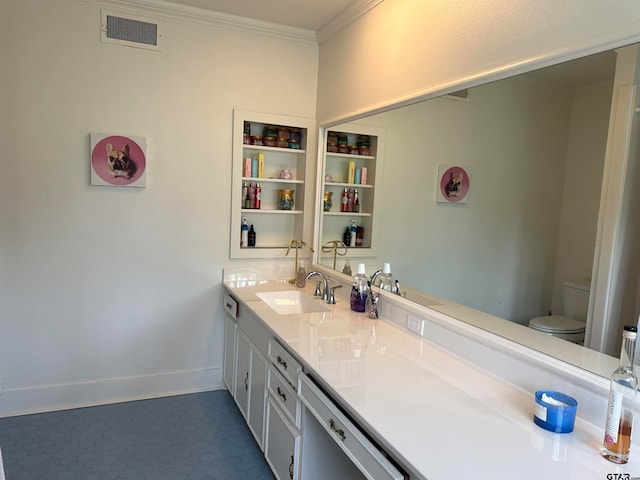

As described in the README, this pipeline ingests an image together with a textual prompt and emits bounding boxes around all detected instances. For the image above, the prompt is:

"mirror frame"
[311,41,640,380]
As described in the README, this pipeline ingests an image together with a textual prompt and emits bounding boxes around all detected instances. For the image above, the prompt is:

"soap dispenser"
[350,263,368,312]
[379,263,394,292]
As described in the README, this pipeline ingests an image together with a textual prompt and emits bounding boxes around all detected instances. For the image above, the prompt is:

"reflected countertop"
[224,278,639,480]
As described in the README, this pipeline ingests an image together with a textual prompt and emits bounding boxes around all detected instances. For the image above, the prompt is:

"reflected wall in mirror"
[317,46,640,360]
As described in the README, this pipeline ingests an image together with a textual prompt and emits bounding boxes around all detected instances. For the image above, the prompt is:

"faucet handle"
[327,285,342,304]
[313,280,323,297]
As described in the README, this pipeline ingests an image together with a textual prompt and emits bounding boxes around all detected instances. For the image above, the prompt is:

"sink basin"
[256,291,330,315]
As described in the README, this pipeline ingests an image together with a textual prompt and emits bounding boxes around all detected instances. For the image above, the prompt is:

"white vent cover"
[101,10,162,51]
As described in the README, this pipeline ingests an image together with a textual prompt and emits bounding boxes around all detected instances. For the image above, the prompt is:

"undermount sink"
[256,290,330,315]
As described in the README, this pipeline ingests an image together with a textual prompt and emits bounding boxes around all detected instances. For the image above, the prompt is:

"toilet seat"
[528,315,585,334]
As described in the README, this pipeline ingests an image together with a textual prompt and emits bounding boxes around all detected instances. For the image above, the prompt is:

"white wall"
[0,0,318,416]
[317,0,640,124]
[551,81,612,314]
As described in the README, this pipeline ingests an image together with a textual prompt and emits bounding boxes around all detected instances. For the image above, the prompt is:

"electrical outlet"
[407,315,425,337]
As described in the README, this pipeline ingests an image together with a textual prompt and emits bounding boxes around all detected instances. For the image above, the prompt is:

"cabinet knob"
[277,355,288,370]
[244,371,249,391]
[329,418,346,442]
[277,386,287,403]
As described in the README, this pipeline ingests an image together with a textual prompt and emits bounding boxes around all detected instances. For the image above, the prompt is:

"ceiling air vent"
[101,10,162,51]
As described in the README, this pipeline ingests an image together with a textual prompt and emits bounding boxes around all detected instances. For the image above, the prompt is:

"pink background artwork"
[90,134,146,187]
[437,165,470,203]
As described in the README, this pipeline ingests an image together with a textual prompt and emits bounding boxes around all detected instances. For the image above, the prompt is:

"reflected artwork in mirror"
[313,44,640,375]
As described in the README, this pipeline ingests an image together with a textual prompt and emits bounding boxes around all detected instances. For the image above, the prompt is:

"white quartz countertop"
[224,279,640,479]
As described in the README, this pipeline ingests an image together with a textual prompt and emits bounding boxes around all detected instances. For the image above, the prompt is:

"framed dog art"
[90,133,147,187]
[436,165,471,204]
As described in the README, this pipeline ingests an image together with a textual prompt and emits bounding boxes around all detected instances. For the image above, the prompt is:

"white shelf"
[241,209,303,215]
[243,144,306,155]
[324,182,373,189]
[230,109,315,259]
[326,152,374,160]
[323,212,372,217]
[242,177,304,184]
[318,124,385,254]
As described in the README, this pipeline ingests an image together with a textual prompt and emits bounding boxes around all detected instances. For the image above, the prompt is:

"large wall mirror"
[314,44,640,378]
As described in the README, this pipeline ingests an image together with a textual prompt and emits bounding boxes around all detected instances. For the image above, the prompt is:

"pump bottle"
[378,263,394,292]
[350,263,368,312]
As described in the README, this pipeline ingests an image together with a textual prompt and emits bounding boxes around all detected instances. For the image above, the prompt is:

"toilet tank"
[562,280,591,321]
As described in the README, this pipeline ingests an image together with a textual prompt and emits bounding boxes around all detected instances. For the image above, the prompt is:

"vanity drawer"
[223,293,238,319]
[299,374,404,480]
[268,365,301,427]
[268,338,302,390]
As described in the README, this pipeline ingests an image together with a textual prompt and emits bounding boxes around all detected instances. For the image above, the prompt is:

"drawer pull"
[288,454,294,479]
[277,355,288,370]
[226,302,232,309]
[329,418,346,442]
[244,371,249,391]
[277,386,287,403]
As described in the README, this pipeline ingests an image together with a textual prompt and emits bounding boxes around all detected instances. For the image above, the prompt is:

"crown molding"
[81,0,318,45]
[316,0,385,44]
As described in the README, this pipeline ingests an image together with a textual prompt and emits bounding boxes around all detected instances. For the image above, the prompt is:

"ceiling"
[164,0,357,31]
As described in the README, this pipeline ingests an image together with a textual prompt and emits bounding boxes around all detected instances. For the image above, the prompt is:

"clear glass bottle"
[378,263,394,292]
[350,263,368,312]
[603,325,638,464]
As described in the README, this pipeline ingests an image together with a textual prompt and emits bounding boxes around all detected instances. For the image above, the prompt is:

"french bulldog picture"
[444,171,463,198]
[106,143,134,179]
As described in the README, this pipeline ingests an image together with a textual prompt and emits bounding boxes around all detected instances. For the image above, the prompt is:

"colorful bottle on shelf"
[240,217,249,248]
[248,225,256,247]
[341,188,348,212]
[603,324,638,464]
[255,184,261,209]
[343,226,351,246]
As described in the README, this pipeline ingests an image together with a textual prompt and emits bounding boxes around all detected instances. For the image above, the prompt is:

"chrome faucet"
[370,269,383,287]
[366,281,380,319]
[306,271,329,302]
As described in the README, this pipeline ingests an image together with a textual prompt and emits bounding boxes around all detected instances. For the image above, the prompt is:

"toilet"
[528,280,591,344]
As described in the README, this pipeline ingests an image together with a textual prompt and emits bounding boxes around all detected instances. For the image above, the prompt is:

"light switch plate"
[407,315,425,336]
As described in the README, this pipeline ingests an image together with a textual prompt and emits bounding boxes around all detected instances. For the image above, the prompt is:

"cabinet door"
[223,314,237,392]
[248,348,267,449]
[265,396,300,480]
[234,330,251,419]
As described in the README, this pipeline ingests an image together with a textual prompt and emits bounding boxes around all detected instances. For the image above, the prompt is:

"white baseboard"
[0,367,224,418]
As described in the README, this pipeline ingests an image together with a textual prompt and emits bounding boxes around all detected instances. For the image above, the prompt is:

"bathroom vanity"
[223,268,640,479]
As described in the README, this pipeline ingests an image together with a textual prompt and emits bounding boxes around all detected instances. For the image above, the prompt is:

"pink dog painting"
[90,134,146,187]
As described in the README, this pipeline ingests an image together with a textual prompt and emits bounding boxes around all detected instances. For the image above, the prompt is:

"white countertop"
[224,278,640,479]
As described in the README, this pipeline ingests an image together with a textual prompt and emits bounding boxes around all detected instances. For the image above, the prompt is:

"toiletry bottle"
[242,182,248,207]
[379,263,394,292]
[350,221,357,248]
[603,325,638,464]
[342,260,352,276]
[244,184,251,209]
[341,188,348,212]
[249,183,256,209]
[248,225,256,247]
[347,188,354,212]
[240,217,248,248]
[343,226,351,246]
[255,183,261,209]
[350,263,368,312]
[354,189,360,213]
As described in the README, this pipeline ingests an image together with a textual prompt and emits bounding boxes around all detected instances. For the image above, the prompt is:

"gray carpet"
[0,390,274,479]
